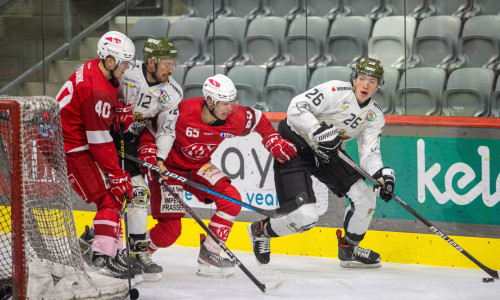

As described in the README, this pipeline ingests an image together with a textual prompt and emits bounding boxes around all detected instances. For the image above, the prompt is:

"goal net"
[0,96,128,300]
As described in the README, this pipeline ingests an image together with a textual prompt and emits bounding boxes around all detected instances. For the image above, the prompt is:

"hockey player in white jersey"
[80,37,183,281]
[248,57,396,268]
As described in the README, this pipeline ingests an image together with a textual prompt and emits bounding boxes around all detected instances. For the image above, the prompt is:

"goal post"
[0,96,128,300]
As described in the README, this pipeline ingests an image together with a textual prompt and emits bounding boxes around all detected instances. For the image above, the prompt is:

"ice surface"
[135,245,498,300]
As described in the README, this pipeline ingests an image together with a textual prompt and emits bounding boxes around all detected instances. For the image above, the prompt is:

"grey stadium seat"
[266,0,305,19]
[280,16,329,68]
[181,0,226,19]
[368,16,417,69]
[168,17,208,67]
[236,16,287,68]
[441,68,495,117]
[449,15,500,70]
[183,65,226,99]
[131,18,170,38]
[476,0,500,15]
[171,66,186,86]
[227,65,268,108]
[203,17,246,67]
[225,0,269,20]
[264,66,309,112]
[409,16,462,69]
[344,0,391,20]
[309,66,352,88]
[130,18,170,61]
[326,16,372,68]
[373,67,400,115]
[491,75,500,117]
[394,67,447,116]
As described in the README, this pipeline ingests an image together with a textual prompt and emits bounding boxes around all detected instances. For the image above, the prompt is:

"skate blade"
[339,260,381,268]
[196,263,234,278]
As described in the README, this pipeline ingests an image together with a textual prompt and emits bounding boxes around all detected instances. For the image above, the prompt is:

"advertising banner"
[170,132,329,214]
[345,136,500,225]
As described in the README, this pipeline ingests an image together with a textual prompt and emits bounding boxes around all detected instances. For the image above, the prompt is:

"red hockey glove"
[137,143,157,180]
[263,133,297,163]
[112,102,134,133]
[108,171,133,204]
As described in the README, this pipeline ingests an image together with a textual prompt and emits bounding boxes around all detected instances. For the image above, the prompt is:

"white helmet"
[97,31,135,66]
[203,74,238,106]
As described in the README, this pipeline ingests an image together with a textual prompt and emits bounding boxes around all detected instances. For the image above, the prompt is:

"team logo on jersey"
[181,143,217,160]
[366,110,377,122]
[125,82,136,88]
[220,132,235,138]
[342,100,349,110]
[159,89,171,104]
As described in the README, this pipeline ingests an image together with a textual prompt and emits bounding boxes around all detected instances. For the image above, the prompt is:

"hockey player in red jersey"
[56,31,140,280]
[137,74,297,277]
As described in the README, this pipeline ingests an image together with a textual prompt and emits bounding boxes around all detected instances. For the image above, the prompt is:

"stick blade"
[263,271,283,294]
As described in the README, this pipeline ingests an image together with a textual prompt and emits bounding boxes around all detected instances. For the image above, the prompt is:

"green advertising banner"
[345,136,500,225]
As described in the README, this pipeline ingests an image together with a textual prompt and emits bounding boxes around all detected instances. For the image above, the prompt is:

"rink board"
[72,211,500,270]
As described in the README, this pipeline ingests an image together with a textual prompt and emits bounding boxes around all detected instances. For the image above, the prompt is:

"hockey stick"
[336,150,499,280]
[119,126,139,300]
[154,173,282,294]
[119,151,293,218]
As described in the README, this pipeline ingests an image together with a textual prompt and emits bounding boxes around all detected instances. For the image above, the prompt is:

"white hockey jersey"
[117,60,183,152]
[287,80,385,177]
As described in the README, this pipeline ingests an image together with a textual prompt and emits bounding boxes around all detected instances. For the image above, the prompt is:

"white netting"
[0,96,127,299]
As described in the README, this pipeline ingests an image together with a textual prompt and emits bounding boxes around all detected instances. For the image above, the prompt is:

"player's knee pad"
[149,217,182,248]
[268,203,319,237]
[346,179,376,217]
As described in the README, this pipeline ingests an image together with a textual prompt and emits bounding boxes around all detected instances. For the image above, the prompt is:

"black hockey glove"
[312,123,341,164]
[373,167,395,202]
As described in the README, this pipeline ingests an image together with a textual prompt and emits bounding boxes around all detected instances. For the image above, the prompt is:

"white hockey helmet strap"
[203,74,238,106]
[97,31,136,67]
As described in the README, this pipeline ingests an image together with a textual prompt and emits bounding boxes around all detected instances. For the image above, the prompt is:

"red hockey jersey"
[56,59,122,175]
[165,98,278,170]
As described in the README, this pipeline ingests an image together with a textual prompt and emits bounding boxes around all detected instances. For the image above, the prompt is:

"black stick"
[337,150,499,280]
[119,126,139,299]
[154,174,282,294]
[119,151,293,218]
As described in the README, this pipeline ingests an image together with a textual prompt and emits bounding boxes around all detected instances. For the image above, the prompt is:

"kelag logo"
[418,139,499,207]
[347,136,500,225]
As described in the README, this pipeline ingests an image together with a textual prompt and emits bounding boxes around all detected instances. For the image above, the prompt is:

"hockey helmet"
[352,57,384,85]
[203,74,238,106]
[142,37,178,63]
[97,31,135,67]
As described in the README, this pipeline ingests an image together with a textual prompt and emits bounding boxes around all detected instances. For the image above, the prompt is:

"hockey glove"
[112,102,134,133]
[312,123,341,164]
[108,171,134,204]
[263,133,298,163]
[137,142,157,180]
[373,167,395,202]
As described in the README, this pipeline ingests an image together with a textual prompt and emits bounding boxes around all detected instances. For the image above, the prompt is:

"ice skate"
[78,225,94,265]
[197,234,235,278]
[115,249,144,278]
[337,229,381,268]
[248,220,271,265]
[130,239,163,281]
